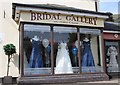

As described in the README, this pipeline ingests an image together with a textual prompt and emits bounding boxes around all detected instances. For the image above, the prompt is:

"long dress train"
[55,42,73,74]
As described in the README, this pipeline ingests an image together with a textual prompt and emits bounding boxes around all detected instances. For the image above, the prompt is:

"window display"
[107,45,118,72]
[72,42,78,67]
[81,37,95,72]
[23,24,104,75]
[55,42,73,74]
[54,26,78,74]
[23,24,51,75]
[80,28,103,73]
[105,41,120,73]
[42,39,51,67]
[29,36,43,68]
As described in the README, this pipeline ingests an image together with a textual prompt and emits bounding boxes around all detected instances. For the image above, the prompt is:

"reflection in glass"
[23,24,104,75]
[29,36,43,68]
[81,36,95,72]
[23,24,51,75]
[55,42,73,74]
[80,28,103,73]
[54,26,79,74]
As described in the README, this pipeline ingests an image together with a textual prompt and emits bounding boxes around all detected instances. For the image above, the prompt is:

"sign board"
[20,12,104,27]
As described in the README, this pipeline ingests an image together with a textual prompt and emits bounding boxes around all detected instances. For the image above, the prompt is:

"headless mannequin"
[107,46,118,72]
[83,37,89,42]
[82,36,95,72]
[31,36,39,42]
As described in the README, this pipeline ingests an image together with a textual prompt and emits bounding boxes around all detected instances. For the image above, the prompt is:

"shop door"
[105,40,120,76]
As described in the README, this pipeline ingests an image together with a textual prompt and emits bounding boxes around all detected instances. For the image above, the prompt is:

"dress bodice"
[60,42,67,49]
[82,40,95,67]
[107,46,118,56]
[32,39,40,48]
[83,41,91,48]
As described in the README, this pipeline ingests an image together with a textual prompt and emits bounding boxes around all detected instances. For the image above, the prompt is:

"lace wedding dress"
[55,42,73,74]
[107,46,118,72]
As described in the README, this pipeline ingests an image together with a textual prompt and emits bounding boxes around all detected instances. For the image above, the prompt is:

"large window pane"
[53,26,79,74]
[80,28,103,73]
[80,28,101,35]
[23,24,51,75]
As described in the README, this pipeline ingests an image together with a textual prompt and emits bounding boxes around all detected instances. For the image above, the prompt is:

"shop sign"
[20,12,104,27]
[114,34,119,38]
[31,12,97,25]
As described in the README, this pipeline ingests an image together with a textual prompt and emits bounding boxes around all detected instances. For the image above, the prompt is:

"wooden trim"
[101,30,107,73]
[19,21,103,29]
[97,36,101,66]
[77,28,81,73]
[103,33,120,40]
[19,23,107,76]
[17,73,109,84]
[50,25,54,74]
[20,23,24,77]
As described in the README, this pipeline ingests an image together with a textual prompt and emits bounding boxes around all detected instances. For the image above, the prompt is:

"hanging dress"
[107,46,118,72]
[29,39,43,68]
[55,42,73,74]
[82,41,95,72]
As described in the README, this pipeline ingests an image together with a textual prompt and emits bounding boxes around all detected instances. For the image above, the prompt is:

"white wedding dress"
[107,46,118,72]
[55,42,73,74]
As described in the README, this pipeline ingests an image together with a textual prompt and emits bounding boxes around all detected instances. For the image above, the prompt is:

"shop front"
[103,22,120,77]
[12,3,109,84]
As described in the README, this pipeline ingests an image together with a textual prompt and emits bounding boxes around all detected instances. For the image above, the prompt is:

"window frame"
[19,22,104,77]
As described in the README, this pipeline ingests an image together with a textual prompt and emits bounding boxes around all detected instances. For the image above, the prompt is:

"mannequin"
[82,37,95,72]
[55,42,73,74]
[83,37,89,42]
[31,36,40,41]
[29,35,43,68]
[107,45,118,72]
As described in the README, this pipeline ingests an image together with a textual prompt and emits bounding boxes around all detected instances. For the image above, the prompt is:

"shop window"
[105,41,120,72]
[79,28,103,73]
[53,26,78,74]
[23,24,51,75]
[22,24,104,76]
